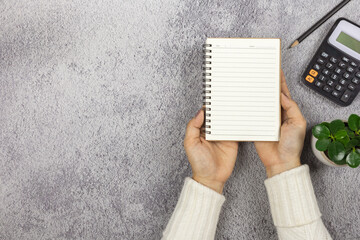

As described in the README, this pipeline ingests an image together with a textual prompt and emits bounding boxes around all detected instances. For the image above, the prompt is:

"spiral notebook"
[203,38,281,141]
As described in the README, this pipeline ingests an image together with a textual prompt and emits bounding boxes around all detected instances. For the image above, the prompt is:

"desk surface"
[0,0,359,239]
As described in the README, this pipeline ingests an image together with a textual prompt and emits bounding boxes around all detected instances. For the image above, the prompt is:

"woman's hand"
[184,109,238,193]
[255,71,307,178]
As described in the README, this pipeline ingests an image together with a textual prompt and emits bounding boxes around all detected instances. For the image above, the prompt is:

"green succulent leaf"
[328,141,346,162]
[346,139,359,149]
[348,114,360,131]
[321,122,331,129]
[329,120,345,134]
[312,124,330,139]
[335,130,348,139]
[345,127,356,138]
[334,130,349,146]
[338,136,350,147]
[346,151,360,168]
[316,138,331,151]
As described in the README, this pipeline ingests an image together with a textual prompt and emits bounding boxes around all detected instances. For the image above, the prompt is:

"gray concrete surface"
[1,0,359,239]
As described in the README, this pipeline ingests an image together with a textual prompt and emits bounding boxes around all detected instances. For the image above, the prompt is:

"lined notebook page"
[204,38,280,141]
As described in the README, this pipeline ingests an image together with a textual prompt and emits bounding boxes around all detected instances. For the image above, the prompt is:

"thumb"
[281,93,304,122]
[185,109,204,144]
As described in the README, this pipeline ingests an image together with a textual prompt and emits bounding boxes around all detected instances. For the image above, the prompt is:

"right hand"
[254,71,307,178]
[184,109,239,194]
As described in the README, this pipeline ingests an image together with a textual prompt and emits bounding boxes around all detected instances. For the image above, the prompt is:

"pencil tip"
[290,40,299,48]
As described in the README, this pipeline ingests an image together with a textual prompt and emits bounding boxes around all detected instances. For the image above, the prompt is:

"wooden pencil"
[290,0,352,48]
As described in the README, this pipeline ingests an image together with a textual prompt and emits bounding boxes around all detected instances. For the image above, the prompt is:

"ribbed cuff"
[264,165,321,228]
[162,177,225,240]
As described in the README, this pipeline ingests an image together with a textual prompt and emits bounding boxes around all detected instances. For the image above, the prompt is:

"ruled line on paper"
[208,76,276,78]
[210,47,276,49]
[210,57,275,60]
[209,134,276,136]
[212,52,276,54]
[210,62,276,64]
[209,67,276,69]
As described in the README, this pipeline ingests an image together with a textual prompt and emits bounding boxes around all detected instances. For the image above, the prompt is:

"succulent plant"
[312,114,360,168]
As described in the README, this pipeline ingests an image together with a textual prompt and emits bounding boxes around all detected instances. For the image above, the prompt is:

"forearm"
[162,177,225,240]
[265,165,332,240]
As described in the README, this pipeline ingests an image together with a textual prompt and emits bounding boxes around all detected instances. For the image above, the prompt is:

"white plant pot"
[311,135,346,167]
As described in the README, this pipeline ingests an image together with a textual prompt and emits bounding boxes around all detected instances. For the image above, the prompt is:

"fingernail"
[195,109,202,117]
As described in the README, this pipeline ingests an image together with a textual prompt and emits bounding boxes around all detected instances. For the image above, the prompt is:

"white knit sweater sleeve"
[265,165,332,240]
[162,177,225,240]
[163,165,332,240]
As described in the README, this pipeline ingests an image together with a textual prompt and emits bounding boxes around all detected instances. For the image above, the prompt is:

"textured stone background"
[1,0,360,239]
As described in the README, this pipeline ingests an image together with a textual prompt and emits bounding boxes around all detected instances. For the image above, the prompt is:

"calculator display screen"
[336,32,360,54]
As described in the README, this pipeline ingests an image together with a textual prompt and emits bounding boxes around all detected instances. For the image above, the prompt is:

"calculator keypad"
[315,81,323,88]
[342,57,350,62]
[322,69,330,75]
[326,63,334,69]
[309,69,318,77]
[335,85,343,91]
[341,90,352,102]
[330,57,338,63]
[321,52,329,58]
[339,62,346,68]
[303,50,360,105]
[339,79,346,85]
[317,58,325,64]
[348,84,356,91]
[323,86,332,93]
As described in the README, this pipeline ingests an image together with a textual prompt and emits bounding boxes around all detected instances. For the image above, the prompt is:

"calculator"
[302,18,360,106]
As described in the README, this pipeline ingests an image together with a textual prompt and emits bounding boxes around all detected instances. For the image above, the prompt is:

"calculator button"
[309,69,318,77]
[313,64,321,71]
[322,69,330,75]
[305,75,314,83]
[317,58,325,64]
[318,75,326,81]
[339,62,347,68]
[356,72,360,78]
[330,57,338,63]
[323,86,332,93]
[315,81,324,88]
[335,85,343,91]
[347,67,355,73]
[352,78,359,84]
[330,74,338,80]
[334,68,342,74]
[332,90,341,98]
[326,63,334,69]
[351,62,358,68]
[341,90,352,103]
[327,80,335,87]
[321,52,329,58]
[348,84,356,91]
[339,79,347,85]
[342,56,350,62]
[343,72,351,79]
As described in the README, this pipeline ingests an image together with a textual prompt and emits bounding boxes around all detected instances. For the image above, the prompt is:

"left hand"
[254,71,306,178]
[184,109,239,193]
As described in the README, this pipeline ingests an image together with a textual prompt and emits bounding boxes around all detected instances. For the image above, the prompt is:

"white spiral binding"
[202,44,212,134]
